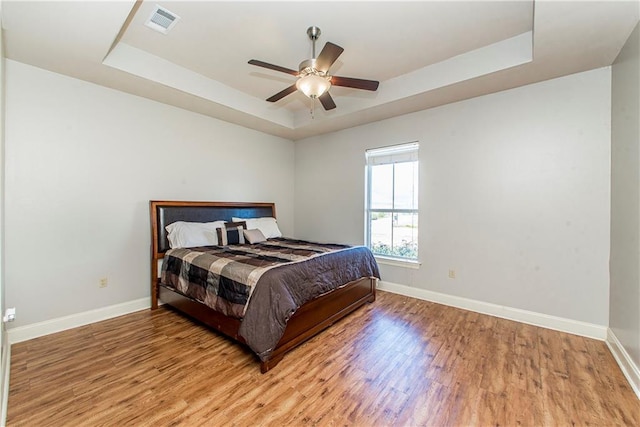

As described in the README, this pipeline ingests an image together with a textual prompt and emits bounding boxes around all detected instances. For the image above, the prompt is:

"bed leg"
[260,354,284,373]
[368,278,377,302]
[150,282,158,310]
[151,264,159,310]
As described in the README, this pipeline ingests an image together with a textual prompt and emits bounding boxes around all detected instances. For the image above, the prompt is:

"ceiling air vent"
[145,5,180,34]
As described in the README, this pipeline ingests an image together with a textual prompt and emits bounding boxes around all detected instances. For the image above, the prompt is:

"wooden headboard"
[150,200,276,256]
[149,200,276,308]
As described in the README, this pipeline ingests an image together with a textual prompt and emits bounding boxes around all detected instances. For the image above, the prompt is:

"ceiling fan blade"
[331,75,380,91]
[248,59,298,76]
[315,42,344,73]
[318,92,337,110]
[266,84,298,102]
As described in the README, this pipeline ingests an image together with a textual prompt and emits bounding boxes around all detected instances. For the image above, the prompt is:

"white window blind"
[366,142,419,165]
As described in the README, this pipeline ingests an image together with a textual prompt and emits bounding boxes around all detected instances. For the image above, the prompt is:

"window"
[365,142,419,261]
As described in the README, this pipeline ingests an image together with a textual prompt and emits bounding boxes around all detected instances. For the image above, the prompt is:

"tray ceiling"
[2,1,638,140]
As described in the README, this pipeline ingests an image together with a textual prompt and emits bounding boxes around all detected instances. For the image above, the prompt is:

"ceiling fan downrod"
[307,26,321,59]
[298,26,325,74]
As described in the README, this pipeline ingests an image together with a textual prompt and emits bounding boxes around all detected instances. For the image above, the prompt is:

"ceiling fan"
[248,26,379,111]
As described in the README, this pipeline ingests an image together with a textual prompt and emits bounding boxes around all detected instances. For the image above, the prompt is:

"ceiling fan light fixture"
[296,74,331,99]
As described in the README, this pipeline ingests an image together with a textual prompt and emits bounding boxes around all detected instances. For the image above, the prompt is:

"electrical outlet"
[3,307,16,323]
[99,277,108,288]
[448,269,456,279]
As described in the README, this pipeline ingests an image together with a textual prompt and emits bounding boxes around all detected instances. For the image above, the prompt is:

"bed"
[150,200,379,372]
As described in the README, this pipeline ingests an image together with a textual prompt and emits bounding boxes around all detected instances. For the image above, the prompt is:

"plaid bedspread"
[160,238,380,360]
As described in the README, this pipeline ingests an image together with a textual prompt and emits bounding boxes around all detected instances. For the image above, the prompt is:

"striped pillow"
[216,222,246,246]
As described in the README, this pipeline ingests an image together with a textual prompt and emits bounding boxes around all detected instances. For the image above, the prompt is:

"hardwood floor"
[7,291,639,426]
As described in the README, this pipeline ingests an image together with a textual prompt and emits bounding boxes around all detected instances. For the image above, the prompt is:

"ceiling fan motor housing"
[298,59,328,76]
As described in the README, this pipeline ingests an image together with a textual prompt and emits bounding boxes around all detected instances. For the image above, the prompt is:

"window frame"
[365,142,419,262]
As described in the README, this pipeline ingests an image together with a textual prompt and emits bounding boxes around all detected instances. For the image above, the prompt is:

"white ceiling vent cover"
[145,5,180,34]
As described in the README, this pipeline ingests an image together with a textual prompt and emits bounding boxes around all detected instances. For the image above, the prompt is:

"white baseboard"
[0,332,10,427]
[6,298,151,344]
[606,329,640,400]
[378,281,608,340]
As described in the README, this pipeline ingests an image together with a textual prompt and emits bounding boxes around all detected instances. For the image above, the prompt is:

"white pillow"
[166,220,226,248]
[232,216,282,239]
[243,228,267,244]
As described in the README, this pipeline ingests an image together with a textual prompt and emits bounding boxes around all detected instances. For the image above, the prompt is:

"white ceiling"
[2,1,639,140]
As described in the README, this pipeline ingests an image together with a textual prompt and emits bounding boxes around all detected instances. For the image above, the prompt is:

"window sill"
[374,256,421,269]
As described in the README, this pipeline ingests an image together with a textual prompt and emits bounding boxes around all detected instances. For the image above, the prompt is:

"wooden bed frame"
[150,200,376,373]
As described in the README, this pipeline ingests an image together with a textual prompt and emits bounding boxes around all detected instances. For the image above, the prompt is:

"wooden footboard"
[158,276,376,372]
[260,276,376,373]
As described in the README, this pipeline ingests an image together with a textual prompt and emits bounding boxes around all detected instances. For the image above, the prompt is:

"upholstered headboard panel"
[150,201,276,255]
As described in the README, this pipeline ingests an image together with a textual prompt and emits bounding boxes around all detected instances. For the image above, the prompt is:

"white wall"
[0,11,9,422]
[4,60,295,328]
[611,21,640,373]
[295,67,612,326]
[0,10,5,346]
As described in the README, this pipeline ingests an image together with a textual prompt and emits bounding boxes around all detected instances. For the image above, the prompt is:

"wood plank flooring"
[7,291,639,426]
